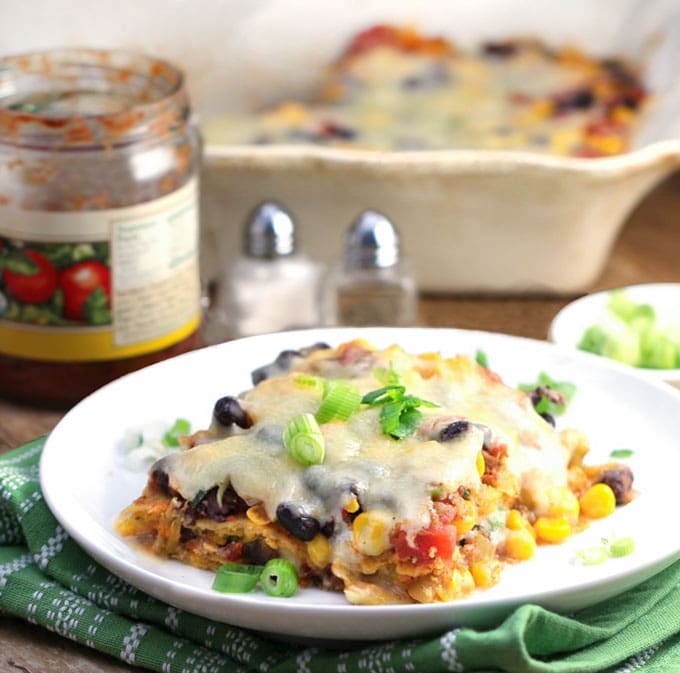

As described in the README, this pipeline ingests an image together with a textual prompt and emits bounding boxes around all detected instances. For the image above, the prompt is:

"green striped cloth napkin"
[1,436,679,673]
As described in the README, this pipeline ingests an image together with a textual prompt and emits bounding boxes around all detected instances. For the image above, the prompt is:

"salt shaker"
[208,202,323,340]
[325,210,418,326]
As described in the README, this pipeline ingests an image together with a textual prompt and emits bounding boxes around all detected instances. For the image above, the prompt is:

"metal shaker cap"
[344,210,400,270]
[244,202,295,258]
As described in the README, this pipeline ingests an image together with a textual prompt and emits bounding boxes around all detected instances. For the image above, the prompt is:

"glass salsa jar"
[0,49,202,407]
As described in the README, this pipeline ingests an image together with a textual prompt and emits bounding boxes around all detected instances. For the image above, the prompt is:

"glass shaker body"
[218,254,323,339]
[326,263,418,326]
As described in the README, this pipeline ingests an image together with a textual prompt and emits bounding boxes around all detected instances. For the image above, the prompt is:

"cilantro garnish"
[610,449,634,459]
[475,349,489,368]
[518,372,576,417]
[163,418,191,447]
[362,366,438,439]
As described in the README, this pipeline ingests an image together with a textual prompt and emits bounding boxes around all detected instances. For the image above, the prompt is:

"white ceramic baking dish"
[3,0,680,294]
[197,0,680,294]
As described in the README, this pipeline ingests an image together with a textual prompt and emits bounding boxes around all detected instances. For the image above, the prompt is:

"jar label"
[0,179,200,362]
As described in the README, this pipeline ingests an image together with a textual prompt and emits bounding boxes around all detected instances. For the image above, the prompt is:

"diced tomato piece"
[584,118,623,137]
[344,25,400,56]
[392,524,457,564]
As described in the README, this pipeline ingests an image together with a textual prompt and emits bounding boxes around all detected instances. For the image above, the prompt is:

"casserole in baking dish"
[198,0,680,294]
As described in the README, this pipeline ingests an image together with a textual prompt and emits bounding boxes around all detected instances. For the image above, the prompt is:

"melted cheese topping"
[157,345,572,540]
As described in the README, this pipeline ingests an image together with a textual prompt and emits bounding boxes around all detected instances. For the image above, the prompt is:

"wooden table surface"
[2,170,680,672]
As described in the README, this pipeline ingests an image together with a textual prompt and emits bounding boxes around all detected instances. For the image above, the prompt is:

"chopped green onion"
[610,449,634,459]
[260,558,298,597]
[575,546,609,566]
[190,490,206,508]
[283,413,325,466]
[475,349,489,368]
[578,290,680,370]
[212,562,262,593]
[294,374,324,392]
[163,418,191,447]
[315,380,362,424]
[608,537,635,558]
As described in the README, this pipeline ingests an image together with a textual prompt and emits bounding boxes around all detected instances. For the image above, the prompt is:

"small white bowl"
[549,283,680,388]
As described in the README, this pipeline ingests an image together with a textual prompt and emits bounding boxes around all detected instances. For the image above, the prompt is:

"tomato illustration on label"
[60,260,111,323]
[2,249,58,304]
[0,238,112,326]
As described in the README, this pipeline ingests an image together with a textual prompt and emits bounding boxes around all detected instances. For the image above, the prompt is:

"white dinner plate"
[548,283,680,388]
[40,327,680,642]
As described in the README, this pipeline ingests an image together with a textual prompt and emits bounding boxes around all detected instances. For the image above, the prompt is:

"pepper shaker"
[324,210,418,326]
[206,202,323,341]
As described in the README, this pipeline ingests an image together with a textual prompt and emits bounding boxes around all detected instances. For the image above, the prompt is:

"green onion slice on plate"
[283,413,325,466]
[260,558,299,597]
[315,380,362,424]
[212,562,262,593]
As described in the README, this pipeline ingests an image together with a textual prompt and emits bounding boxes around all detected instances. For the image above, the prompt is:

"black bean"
[251,365,273,385]
[275,349,303,367]
[598,466,634,505]
[540,412,556,427]
[192,486,249,521]
[242,539,278,565]
[319,121,357,140]
[251,344,330,385]
[439,420,470,441]
[151,468,170,495]
[557,89,594,112]
[321,520,335,538]
[179,526,196,543]
[276,502,320,541]
[213,396,251,429]
[483,41,518,58]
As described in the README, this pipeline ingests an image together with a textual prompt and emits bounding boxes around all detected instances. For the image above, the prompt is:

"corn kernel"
[451,567,475,596]
[505,529,537,560]
[506,509,526,531]
[579,483,616,519]
[534,516,572,544]
[266,102,309,126]
[531,99,555,119]
[476,452,486,477]
[246,504,270,525]
[587,135,626,156]
[343,496,360,514]
[454,500,478,537]
[352,510,392,556]
[546,486,580,524]
[611,105,634,124]
[470,560,502,589]
[307,534,331,568]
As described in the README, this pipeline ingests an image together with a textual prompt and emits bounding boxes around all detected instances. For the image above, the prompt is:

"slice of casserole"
[116,340,633,604]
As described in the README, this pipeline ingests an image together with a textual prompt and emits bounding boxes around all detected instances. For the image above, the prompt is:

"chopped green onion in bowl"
[576,290,680,369]
[549,284,680,386]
